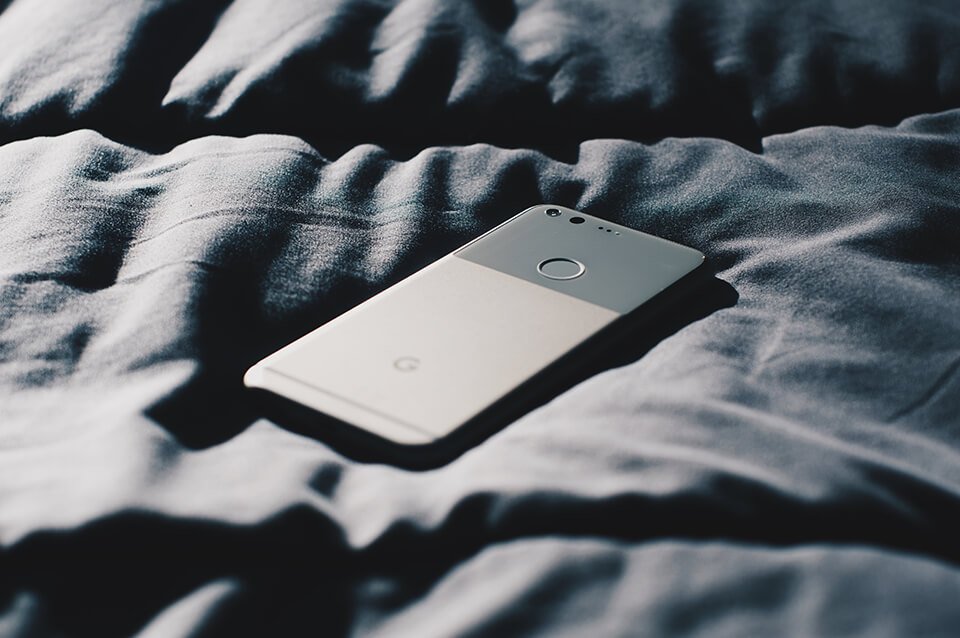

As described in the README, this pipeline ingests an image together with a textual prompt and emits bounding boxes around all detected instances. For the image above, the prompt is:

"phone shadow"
[574,274,738,376]
[147,269,737,461]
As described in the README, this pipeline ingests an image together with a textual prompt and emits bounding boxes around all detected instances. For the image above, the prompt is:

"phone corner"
[242,363,266,389]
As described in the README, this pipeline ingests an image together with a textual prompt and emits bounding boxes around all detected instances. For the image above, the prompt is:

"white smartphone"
[245,204,704,462]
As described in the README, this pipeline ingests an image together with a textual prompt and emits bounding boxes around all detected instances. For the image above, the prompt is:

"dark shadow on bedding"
[147,260,735,458]
[0,508,354,638]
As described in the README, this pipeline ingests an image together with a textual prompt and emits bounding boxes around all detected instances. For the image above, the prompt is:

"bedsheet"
[2,1,960,636]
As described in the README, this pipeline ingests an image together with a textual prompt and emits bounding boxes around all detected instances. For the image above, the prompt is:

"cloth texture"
[1,0,960,636]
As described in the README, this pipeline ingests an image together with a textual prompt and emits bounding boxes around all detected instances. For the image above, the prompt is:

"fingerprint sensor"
[537,257,585,280]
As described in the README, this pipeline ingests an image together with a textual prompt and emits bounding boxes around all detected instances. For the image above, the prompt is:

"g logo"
[393,356,420,372]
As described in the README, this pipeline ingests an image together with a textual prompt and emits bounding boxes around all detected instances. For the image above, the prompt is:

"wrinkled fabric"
[1,1,959,636]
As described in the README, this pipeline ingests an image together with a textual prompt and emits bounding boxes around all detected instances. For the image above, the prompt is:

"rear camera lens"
[545,208,561,217]
[570,216,585,224]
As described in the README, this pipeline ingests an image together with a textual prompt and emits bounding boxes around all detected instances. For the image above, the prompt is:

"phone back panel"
[245,205,704,444]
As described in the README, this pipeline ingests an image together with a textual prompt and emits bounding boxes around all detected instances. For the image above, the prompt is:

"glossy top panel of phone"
[456,205,705,314]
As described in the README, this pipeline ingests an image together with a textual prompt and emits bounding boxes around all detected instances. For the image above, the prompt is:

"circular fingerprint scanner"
[537,257,585,280]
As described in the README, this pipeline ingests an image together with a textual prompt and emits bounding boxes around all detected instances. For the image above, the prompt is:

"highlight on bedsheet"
[1,0,960,636]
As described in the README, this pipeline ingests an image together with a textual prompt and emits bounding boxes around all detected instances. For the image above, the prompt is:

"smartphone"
[245,204,705,464]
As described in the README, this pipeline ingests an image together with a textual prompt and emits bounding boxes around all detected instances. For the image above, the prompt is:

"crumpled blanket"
[2,1,959,635]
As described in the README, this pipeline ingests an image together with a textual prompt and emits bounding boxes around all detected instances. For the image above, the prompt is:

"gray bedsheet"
[2,1,959,636]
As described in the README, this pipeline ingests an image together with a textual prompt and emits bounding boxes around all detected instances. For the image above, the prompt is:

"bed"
[2,0,959,635]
